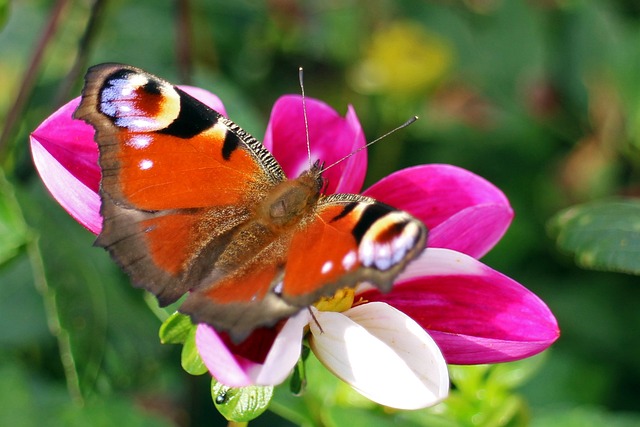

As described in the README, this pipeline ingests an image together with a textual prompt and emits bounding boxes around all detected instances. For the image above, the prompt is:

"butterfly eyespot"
[99,70,181,131]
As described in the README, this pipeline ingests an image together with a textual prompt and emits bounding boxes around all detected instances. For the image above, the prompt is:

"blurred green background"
[1,0,640,425]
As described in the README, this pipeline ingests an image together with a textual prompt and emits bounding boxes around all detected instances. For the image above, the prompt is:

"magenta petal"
[363,164,513,258]
[30,98,102,233]
[31,98,100,192]
[263,95,367,194]
[428,204,514,259]
[31,133,102,234]
[360,248,559,364]
[180,86,227,117]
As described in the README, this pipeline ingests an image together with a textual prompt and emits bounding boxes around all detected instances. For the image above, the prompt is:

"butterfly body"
[74,63,427,341]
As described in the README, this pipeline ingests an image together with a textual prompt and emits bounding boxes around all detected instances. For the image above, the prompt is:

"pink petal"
[363,164,514,258]
[30,99,102,233]
[196,311,309,387]
[31,133,102,233]
[180,86,227,117]
[359,248,559,364]
[263,95,366,194]
[30,87,226,234]
[196,324,254,386]
[249,310,310,384]
[31,98,100,192]
[428,204,514,259]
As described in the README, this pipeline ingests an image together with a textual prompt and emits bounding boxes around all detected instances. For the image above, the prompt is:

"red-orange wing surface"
[281,194,427,305]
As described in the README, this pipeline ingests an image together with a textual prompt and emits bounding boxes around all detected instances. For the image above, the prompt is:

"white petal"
[309,303,449,409]
[396,247,485,283]
[249,309,311,385]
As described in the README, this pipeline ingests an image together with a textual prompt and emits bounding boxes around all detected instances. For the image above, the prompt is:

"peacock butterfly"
[74,63,427,342]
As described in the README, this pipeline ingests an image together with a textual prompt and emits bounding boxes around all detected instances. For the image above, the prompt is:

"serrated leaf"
[159,312,194,344]
[549,199,640,275]
[181,326,208,375]
[212,380,273,422]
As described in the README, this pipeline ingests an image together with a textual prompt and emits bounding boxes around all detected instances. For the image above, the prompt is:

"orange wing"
[74,64,285,305]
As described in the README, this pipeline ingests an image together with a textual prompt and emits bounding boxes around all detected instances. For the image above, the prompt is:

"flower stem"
[54,0,108,106]
[175,0,193,84]
[28,228,84,405]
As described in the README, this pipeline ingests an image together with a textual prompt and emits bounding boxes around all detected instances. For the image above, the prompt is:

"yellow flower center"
[314,288,356,313]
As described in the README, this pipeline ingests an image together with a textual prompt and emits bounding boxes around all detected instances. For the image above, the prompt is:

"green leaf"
[18,183,164,394]
[323,406,424,427]
[289,345,310,395]
[548,199,640,275]
[486,352,547,390]
[532,406,640,427]
[159,312,194,344]
[212,380,273,422]
[180,326,208,375]
[289,359,306,396]
[0,0,8,29]
[0,362,173,427]
[0,171,29,268]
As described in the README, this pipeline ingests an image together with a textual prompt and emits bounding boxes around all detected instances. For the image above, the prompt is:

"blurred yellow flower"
[351,21,454,96]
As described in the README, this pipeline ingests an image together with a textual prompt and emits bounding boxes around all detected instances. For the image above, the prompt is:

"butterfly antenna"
[299,67,313,170]
[320,115,419,174]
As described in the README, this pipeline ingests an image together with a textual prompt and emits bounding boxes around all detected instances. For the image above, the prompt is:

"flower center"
[314,288,355,313]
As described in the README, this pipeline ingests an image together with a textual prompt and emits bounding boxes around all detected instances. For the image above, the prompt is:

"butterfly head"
[311,159,327,190]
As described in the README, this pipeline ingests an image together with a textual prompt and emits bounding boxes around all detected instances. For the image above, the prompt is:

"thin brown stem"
[175,0,193,84]
[0,0,70,161]
[54,0,108,106]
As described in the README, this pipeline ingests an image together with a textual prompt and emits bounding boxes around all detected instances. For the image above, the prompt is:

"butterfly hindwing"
[281,194,427,306]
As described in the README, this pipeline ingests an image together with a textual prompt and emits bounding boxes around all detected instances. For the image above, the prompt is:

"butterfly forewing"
[75,64,286,305]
